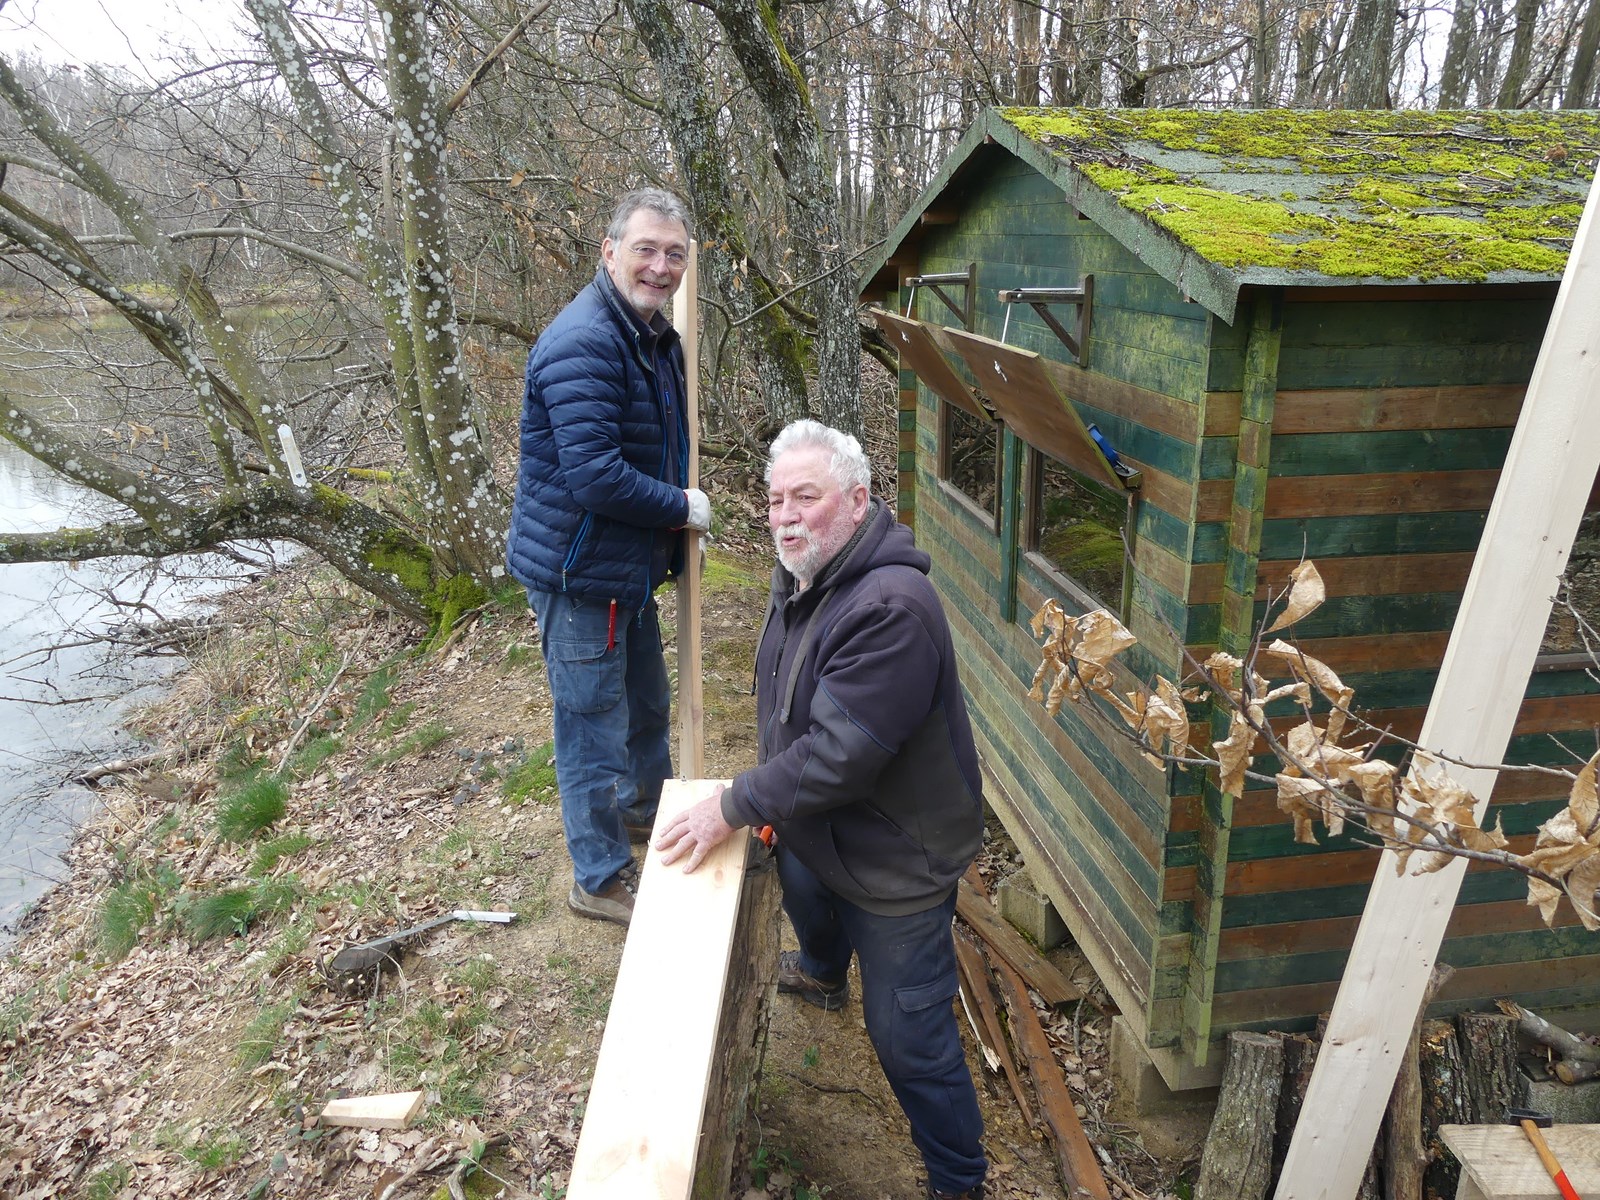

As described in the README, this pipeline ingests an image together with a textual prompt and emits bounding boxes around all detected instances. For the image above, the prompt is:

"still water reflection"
[0,438,277,938]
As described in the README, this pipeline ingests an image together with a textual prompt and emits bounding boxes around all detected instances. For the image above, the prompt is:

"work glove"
[684,487,713,532]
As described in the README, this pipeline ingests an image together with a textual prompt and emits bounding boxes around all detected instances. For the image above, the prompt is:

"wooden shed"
[859,107,1600,1089]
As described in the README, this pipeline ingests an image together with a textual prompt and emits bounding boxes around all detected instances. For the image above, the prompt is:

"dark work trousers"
[777,844,987,1195]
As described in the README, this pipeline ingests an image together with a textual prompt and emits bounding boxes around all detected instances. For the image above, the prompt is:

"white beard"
[774,523,827,584]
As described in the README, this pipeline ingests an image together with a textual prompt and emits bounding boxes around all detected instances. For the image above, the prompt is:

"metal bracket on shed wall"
[903,264,976,329]
[997,276,1094,366]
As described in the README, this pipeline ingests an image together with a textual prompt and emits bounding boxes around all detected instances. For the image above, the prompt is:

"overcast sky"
[1,0,249,71]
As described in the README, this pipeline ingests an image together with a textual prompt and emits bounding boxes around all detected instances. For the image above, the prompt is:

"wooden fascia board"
[980,113,1244,326]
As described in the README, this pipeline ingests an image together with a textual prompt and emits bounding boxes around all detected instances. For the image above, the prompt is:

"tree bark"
[703,0,862,437]
[1196,1032,1283,1200]
[619,0,812,431]
[1419,1019,1471,1200]
[1342,0,1397,107]
[1495,0,1544,105]
[1458,1011,1524,1124]
[1437,0,1478,105]
[1564,0,1600,106]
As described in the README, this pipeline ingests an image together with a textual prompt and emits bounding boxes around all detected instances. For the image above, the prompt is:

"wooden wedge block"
[319,1089,424,1130]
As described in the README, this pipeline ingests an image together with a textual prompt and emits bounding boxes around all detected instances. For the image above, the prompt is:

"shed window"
[1026,447,1132,614]
[940,399,999,523]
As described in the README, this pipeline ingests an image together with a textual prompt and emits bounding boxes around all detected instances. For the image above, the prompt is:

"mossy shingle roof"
[863,107,1600,324]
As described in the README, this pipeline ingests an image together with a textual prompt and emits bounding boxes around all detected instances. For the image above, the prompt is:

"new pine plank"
[567,777,742,1200]
[673,248,704,780]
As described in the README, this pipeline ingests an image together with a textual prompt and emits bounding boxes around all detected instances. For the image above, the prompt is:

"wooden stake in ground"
[1274,168,1600,1200]
[673,241,704,780]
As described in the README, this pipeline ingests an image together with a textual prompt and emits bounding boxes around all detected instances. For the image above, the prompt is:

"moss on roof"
[997,107,1600,282]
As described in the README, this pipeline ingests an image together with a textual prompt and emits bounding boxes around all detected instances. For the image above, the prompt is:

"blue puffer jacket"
[506,269,690,608]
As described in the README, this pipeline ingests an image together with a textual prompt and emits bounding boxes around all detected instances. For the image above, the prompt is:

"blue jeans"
[778,847,987,1195]
[527,589,672,895]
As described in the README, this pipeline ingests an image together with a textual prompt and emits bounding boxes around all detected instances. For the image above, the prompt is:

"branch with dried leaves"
[1027,559,1600,931]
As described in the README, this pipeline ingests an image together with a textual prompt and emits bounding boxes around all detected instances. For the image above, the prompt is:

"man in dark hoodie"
[506,188,712,929]
[656,420,988,1200]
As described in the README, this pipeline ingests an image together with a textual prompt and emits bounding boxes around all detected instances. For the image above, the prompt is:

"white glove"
[684,487,712,532]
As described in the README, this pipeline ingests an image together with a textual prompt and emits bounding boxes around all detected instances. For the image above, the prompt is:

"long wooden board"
[568,777,742,1199]
[1273,170,1600,1200]
[674,243,704,779]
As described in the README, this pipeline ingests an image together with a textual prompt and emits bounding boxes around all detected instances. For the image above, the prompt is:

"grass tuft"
[238,996,298,1069]
[500,739,557,805]
[216,777,288,842]
[252,832,315,875]
[84,1162,132,1199]
[177,876,300,942]
[97,863,181,962]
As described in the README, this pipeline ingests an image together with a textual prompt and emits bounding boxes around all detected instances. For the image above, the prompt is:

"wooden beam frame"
[1273,172,1600,1200]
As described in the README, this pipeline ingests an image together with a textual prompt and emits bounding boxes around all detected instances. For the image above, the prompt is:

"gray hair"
[605,188,692,243]
[766,420,871,494]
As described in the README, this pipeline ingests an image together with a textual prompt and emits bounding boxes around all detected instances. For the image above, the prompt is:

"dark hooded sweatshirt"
[719,500,985,916]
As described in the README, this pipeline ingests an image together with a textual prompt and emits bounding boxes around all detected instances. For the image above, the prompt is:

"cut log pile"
[953,867,1114,1200]
[1194,1002,1562,1200]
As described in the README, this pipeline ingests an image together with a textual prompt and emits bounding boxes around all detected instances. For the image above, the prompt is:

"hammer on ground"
[1507,1108,1583,1200]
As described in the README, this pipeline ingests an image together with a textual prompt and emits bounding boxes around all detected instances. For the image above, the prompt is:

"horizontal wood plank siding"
[1180,292,1599,1046]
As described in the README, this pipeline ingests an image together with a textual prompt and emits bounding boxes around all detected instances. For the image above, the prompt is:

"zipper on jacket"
[561,511,594,588]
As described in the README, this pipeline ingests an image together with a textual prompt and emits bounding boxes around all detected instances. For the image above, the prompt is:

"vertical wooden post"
[1274,170,1600,1200]
[674,242,704,780]
[1182,289,1282,1065]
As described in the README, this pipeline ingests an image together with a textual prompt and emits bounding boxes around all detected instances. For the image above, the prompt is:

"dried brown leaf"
[1565,854,1600,932]
[1214,710,1255,796]
[1275,775,1325,845]
[1265,561,1326,633]
[1345,760,1398,838]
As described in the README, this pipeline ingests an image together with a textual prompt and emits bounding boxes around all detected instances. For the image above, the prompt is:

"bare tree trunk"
[618,0,812,433]
[1495,0,1544,104]
[705,0,862,437]
[1252,0,1278,104]
[1438,0,1478,105]
[1564,0,1600,105]
[1013,0,1042,103]
[378,0,508,578]
[1342,0,1397,106]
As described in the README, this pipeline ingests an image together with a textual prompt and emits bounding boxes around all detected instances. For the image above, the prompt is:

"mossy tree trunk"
[620,0,813,434]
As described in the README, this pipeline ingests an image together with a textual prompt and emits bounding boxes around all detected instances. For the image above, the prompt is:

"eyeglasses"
[627,243,689,269]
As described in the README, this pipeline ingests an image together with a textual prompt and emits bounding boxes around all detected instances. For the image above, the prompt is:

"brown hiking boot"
[567,870,637,927]
[777,950,848,1011]
[926,1181,985,1199]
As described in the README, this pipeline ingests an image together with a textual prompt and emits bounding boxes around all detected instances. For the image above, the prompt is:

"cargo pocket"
[548,636,624,714]
[886,968,962,1078]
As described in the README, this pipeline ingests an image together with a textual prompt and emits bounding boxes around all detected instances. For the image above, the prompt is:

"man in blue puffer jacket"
[507,188,712,928]
[656,420,988,1200]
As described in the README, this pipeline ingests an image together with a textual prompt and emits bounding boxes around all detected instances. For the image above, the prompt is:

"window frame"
[937,395,1001,533]
[1021,443,1137,618]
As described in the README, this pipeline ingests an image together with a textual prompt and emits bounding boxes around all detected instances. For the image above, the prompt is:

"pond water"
[0,437,278,940]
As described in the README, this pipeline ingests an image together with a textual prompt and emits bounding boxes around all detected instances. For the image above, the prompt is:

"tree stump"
[1272,1033,1319,1191]
[1196,1032,1284,1200]
[694,855,781,1200]
[1457,1011,1526,1123]
[1419,1019,1471,1200]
